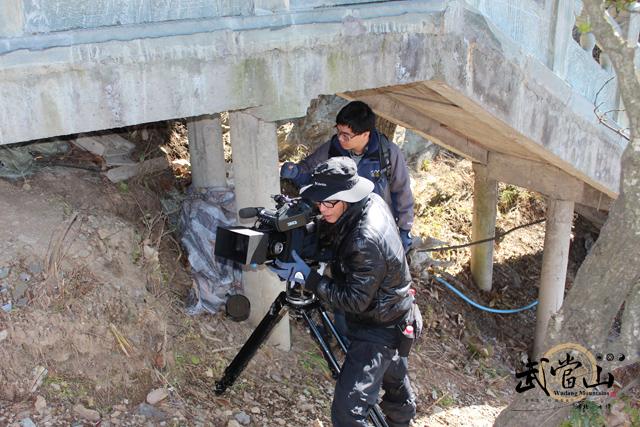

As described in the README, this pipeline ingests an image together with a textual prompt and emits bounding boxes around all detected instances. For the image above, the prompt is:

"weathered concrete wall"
[452,0,621,128]
[290,0,379,9]
[0,0,401,37]
[0,0,25,38]
[429,5,624,196]
[565,36,619,115]
[1,0,254,37]
[466,0,554,66]
[0,2,447,143]
[0,0,622,117]
[20,0,251,34]
[0,0,626,195]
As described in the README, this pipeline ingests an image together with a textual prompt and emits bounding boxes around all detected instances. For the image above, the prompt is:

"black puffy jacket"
[314,193,413,328]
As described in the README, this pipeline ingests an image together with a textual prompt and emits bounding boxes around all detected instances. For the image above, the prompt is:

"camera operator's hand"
[280,162,299,179]
[269,250,321,292]
[269,262,304,284]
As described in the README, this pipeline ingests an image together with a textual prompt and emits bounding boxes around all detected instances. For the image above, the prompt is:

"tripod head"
[284,277,317,307]
[283,260,329,307]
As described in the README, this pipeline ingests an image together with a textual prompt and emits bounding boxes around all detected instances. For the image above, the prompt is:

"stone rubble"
[146,387,169,405]
[33,396,46,414]
[73,403,100,422]
[234,410,251,425]
[0,399,193,427]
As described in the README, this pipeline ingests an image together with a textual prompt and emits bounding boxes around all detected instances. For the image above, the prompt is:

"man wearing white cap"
[270,157,420,427]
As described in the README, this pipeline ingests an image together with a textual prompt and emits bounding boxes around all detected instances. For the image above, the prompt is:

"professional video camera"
[214,194,320,266]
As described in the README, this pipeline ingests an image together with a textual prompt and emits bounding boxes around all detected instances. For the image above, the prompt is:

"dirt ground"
[0,127,636,427]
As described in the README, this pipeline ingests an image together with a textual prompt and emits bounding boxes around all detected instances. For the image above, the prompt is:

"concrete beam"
[470,163,497,292]
[187,115,227,188]
[533,198,574,358]
[574,203,608,229]
[340,90,488,163]
[424,75,622,199]
[387,84,538,161]
[229,110,290,351]
[486,152,613,211]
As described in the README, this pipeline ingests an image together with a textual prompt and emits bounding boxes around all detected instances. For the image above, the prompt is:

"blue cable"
[433,276,538,314]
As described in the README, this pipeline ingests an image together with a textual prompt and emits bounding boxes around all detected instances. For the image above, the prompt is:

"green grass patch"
[560,401,605,427]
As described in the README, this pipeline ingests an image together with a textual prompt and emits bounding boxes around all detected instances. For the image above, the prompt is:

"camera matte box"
[215,226,269,265]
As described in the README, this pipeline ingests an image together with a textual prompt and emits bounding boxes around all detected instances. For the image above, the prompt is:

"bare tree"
[495,1,640,425]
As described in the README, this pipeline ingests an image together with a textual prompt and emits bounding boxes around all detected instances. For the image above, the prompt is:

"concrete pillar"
[229,110,290,351]
[470,163,498,292]
[533,198,574,358]
[187,115,227,188]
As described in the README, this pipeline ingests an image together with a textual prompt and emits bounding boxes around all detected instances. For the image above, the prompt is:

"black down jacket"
[314,193,413,327]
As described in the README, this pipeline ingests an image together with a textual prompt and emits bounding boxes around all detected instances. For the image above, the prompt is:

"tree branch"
[582,0,640,124]
[592,76,631,139]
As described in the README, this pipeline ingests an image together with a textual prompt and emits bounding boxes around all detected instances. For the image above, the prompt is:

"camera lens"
[272,241,284,255]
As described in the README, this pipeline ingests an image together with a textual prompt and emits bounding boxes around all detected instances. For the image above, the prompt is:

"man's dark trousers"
[331,339,416,427]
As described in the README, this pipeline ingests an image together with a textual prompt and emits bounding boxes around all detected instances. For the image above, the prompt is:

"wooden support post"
[471,162,498,292]
[229,110,290,351]
[533,198,574,358]
[187,115,226,188]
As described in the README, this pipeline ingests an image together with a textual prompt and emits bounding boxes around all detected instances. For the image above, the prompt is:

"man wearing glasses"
[280,101,414,252]
[271,157,420,427]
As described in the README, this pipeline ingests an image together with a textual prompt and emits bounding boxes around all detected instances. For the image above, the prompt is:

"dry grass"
[411,152,547,277]
[165,121,189,163]
[32,213,103,309]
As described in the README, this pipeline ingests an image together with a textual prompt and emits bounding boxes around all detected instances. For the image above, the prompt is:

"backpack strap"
[378,132,392,181]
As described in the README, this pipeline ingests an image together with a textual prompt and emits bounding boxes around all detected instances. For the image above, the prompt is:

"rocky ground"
[0,122,637,427]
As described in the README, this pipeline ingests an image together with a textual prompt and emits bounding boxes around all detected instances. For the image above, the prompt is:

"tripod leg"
[302,308,390,427]
[318,308,348,353]
[215,291,288,395]
[301,310,341,374]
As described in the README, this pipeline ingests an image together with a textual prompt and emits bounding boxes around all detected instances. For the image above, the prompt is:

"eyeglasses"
[316,200,341,208]
[335,126,361,142]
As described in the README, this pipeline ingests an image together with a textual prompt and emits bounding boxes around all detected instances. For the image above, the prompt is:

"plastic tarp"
[179,187,242,315]
[0,140,69,179]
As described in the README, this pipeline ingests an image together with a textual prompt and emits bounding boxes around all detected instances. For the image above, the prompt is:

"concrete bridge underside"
[0,2,624,197]
[343,80,617,210]
[0,1,627,352]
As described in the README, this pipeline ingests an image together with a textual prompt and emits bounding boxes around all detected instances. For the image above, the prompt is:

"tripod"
[215,286,390,427]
